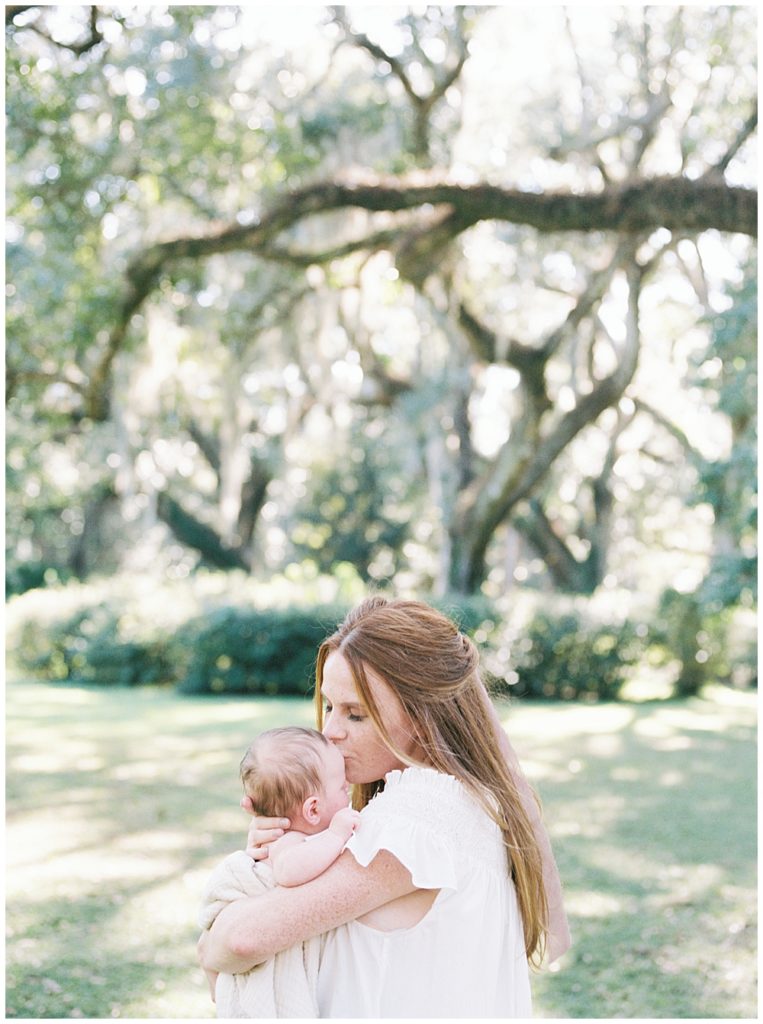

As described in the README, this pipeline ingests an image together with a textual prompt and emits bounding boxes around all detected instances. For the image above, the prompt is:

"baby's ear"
[302,795,321,825]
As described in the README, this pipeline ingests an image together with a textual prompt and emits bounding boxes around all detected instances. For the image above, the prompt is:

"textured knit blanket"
[198,850,322,1018]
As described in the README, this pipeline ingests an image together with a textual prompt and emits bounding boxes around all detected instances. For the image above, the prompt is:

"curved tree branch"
[458,237,647,410]
[513,498,597,593]
[6,6,36,26]
[632,397,706,465]
[257,225,406,267]
[83,173,756,420]
[330,7,416,97]
[7,5,104,54]
[156,175,757,255]
[156,492,251,571]
[704,105,758,179]
[450,257,644,591]
[330,6,472,162]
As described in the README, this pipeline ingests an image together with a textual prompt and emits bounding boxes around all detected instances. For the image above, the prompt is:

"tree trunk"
[513,499,599,593]
[448,263,642,593]
[156,492,250,571]
[236,457,272,551]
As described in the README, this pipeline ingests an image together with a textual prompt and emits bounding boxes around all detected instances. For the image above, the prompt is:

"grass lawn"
[5,678,757,1019]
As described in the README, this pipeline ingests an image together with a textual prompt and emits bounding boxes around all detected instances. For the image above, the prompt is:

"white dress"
[316,766,532,1018]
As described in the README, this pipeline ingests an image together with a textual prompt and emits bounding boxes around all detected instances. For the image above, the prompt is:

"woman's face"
[321,650,420,785]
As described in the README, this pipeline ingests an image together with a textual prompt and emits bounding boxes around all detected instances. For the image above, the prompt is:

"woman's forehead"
[322,650,362,702]
[323,650,405,718]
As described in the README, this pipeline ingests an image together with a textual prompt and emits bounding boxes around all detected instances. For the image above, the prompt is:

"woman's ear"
[302,795,321,825]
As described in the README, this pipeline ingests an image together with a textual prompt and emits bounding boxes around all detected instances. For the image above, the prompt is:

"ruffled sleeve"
[345,766,503,890]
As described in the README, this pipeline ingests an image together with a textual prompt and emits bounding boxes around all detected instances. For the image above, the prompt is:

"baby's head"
[240,726,350,834]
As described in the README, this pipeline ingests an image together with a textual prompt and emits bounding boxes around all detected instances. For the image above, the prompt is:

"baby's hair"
[240,726,330,817]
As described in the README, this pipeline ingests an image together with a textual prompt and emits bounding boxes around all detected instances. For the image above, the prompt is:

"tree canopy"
[6,5,757,621]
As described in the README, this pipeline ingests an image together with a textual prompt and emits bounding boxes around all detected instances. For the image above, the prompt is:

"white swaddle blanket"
[198,850,323,1018]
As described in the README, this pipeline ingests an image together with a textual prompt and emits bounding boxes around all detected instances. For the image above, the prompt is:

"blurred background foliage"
[5,4,757,700]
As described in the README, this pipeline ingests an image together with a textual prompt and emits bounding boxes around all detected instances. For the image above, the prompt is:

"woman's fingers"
[239,796,291,859]
[250,815,291,831]
[205,968,218,1002]
[244,816,291,859]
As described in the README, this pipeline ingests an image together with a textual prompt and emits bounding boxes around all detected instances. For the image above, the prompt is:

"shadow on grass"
[6,680,757,1019]
[7,887,194,1018]
[524,697,757,1018]
[6,683,317,1018]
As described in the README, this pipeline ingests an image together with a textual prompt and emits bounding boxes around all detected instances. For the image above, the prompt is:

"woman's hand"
[197,932,218,1002]
[241,794,290,859]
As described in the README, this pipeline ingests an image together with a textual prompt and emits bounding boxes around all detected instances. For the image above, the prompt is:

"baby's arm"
[270,807,361,887]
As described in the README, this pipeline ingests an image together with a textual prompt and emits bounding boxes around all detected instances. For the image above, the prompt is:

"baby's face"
[318,742,352,823]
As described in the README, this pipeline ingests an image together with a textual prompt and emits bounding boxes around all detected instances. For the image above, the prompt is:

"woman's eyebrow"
[321,691,364,709]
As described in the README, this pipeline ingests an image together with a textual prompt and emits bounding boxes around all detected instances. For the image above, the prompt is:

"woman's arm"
[480,686,571,963]
[198,846,416,975]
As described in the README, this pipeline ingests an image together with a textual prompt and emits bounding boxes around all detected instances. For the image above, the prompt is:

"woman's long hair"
[314,596,548,965]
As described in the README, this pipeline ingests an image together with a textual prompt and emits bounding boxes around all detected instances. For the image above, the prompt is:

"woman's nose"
[323,712,345,741]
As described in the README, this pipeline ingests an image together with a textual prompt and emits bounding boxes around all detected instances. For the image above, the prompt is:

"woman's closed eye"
[325,702,365,723]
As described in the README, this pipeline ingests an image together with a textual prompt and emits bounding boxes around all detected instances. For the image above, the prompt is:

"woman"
[199,597,570,1017]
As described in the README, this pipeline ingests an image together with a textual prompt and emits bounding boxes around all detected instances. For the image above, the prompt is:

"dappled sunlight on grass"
[701,682,757,708]
[6,678,756,1019]
[6,679,315,1018]
[493,688,757,1018]
[649,862,725,909]
[500,702,637,784]
[632,705,728,750]
[11,748,109,773]
[649,704,742,732]
[564,890,631,919]
[113,827,203,855]
[499,700,637,740]
[582,731,625,758]
[633,727,693,751]
[175,698,292,724]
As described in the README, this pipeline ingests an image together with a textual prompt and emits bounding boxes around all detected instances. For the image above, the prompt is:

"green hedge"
[490,611,645,701]
[475,589,655,702]
[5,575,496,697]
[177,605,347,696]
[177,595,496,696]
[7,590,184,687]
[11,573,750,701]
[5,587,348,695]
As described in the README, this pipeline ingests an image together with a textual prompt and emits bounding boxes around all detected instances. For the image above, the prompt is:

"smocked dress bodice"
[316,766,532,1018]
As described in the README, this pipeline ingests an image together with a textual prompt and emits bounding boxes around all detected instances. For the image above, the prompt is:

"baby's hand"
[328,806,362,841]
